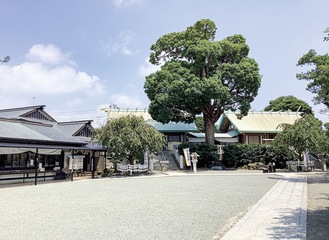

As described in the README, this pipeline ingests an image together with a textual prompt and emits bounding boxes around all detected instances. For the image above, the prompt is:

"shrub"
[222,144,297,168]
[178,143,218,168]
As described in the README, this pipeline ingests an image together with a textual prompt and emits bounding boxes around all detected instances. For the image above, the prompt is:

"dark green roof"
[146,119,197,133]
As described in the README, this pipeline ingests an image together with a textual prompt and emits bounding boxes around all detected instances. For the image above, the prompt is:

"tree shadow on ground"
[265,206,329,240]
[307,172,329,184]
[266,208,306,239]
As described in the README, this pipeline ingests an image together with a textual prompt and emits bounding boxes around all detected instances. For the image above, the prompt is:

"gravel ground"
[307,172,329,240]
[0,173,281,240]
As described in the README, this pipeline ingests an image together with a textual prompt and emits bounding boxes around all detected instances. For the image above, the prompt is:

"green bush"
[222,144,297,168]
[178,143,218,168]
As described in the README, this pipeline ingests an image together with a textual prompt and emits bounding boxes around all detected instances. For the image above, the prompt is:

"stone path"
[221,174,307,240]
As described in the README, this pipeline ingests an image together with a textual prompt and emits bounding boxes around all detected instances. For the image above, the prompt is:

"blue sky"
[0,0,328,126]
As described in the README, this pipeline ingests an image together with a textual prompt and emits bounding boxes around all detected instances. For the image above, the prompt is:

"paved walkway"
[221,174,307,240]
[0,170,310,239]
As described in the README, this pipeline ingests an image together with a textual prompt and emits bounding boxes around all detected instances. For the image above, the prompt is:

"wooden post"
[91,151,95,179]
[34,148,38,186]
[71,150,74,182]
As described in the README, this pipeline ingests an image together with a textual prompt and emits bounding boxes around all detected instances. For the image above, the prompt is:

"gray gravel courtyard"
[0,173,282,240]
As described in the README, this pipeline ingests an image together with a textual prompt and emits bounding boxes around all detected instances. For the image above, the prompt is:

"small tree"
[273,115,325,161]
[93,115,165,164]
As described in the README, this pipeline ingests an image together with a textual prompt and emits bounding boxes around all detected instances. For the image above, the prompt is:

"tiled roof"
[146,119,197,133]
[0,105,45,118]
[0,105,105,150]
[218,111,302,133]
[0,118,85,144]
[0,105,56,122]
[58,120,92,136]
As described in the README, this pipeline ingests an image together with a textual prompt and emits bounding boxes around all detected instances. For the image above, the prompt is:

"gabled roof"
[58,120,94,136]
[0,105,56,122]
[0,118,85,145]
[146,119,197,133]
[218,111,302,134]
[0,106,101,149]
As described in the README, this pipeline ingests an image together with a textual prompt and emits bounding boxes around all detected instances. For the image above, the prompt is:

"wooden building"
[218,111,302,144]
[0,105,106,182]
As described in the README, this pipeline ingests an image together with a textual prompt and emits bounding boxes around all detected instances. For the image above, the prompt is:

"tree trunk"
[204,115,215,145]
[128,155,134,165]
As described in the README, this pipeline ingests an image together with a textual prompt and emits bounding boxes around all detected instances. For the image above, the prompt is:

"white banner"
[144,152,148,167]
[183,148,191,167]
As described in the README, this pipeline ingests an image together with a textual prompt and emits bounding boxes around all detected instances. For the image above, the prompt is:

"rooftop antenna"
[33,96,36,105]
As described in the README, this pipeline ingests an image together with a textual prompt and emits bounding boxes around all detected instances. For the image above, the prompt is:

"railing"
[286,160,314,171]
[0,170,60,184]
[116,164,149,176]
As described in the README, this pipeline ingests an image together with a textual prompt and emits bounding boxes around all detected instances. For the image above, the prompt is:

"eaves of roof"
[146,119,198,133]
[0,142,104,151]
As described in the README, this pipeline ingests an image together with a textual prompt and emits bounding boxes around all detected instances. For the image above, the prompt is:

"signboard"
[183,148,191,167]
[144,152,148,167]
[69,156,84,170]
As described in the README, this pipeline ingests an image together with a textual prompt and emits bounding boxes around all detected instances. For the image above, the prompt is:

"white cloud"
[100,31,139,56]
[0,44,105,107]
[113,0,144,7]
[26,44,73,66]
[109,93,144,108]
[138,57,161,77]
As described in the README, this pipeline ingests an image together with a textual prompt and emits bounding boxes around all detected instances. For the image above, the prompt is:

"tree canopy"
[93,115,165,164]
[297,50,329,111]
[144,19,261,144]
[273,115,325,161]
[264,95,313,115]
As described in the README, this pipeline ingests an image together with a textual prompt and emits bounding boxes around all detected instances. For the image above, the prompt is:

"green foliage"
[144,19,261,145]
[195,115,219,133]
[297,50,329,110]
[222,144,296,168]
[264,95,313,114]
[273,115,325,160]
[93,115,165,164]
[178,143,218,167]
[195,116,205,132]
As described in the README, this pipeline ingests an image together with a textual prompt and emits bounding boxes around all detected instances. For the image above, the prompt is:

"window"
[168,135,181,142]
[0,152,61,170]
[19,153,27,168]
[248,135,260,144]
[0,155,6,168]
[268,134,276,139]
